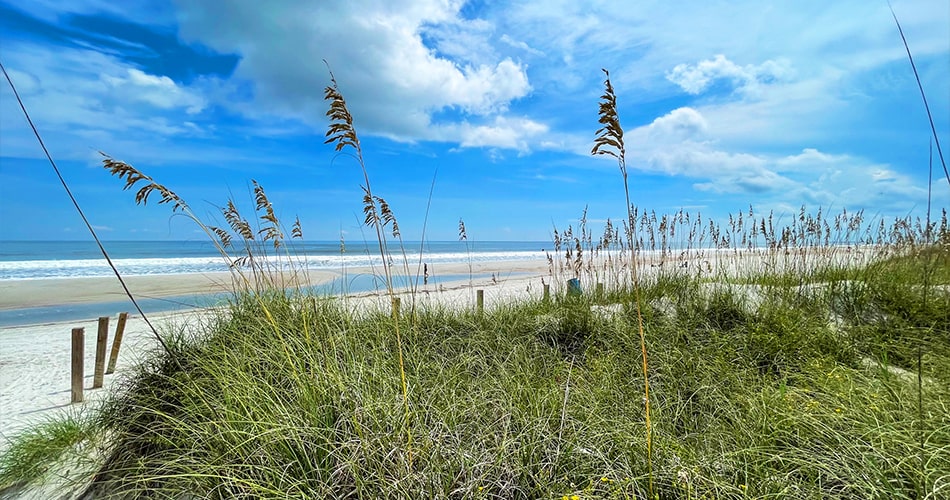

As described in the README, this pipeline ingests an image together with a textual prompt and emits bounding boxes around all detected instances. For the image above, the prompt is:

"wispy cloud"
[0,42,214,159]
[451,116,549,151]
[499,34,545,57]
[102,68,207,113]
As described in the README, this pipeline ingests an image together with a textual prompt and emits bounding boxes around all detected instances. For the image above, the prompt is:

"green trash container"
[567,278,581,296]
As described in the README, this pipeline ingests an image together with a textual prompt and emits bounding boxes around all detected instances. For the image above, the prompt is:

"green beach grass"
[1,234,948,499]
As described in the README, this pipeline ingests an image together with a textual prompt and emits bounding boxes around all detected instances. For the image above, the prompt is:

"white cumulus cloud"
[174,0,535,146]
[644,107,709,140]
[666,54,793,95]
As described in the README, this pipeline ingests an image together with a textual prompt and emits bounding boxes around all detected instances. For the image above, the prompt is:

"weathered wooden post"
[71,327,84,403]
[392,296,401,319]
[543,284,550,302]
[93,316,109,389]
[106,312,128,375]
[476,289,484,314]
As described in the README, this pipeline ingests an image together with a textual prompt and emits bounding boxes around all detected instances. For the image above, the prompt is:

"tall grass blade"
[323,62,413,466]
[0,59,175,360]
[918,138,933,497]
[888,0,949,188]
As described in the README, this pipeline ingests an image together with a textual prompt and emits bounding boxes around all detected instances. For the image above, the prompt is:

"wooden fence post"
[596,282,605,297]
[476,289,484,314]
[93,316,109,389]
[543,284,550,302]
[71,327,84,403]
[106,312,128,374]
[392,296,401,320]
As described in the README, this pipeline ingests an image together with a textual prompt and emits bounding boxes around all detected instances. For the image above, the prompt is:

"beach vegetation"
[0,240,935,499]
[0,414,96,494]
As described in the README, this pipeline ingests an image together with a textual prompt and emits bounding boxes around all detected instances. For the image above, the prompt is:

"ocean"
[0,240,548,327]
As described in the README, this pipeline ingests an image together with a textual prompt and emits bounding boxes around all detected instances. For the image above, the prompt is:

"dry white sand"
[0,311,203,452]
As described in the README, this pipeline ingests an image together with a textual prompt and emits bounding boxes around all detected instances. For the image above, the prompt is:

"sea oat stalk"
[592,68,653,496]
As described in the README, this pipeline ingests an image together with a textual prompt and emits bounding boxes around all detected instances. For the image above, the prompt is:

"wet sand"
[0,260,551,310]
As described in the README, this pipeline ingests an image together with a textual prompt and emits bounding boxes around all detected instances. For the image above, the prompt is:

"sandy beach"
[0,271,332,310]
[0,259,553,451]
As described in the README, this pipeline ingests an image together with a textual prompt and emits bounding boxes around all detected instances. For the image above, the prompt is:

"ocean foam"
[0,251,547,280]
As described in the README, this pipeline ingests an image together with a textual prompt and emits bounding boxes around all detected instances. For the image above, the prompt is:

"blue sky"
[1,0,948,242]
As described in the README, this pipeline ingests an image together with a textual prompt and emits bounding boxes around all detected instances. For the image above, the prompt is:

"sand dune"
[0,248,883,453]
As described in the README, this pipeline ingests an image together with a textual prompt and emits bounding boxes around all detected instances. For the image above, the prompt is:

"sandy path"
[0,312,199,451]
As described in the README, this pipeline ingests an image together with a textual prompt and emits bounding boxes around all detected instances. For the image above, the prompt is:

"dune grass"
[1,246,947,498]
[0,414,96,492]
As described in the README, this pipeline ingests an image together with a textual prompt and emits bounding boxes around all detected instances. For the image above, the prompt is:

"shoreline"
[0,260,551,313]
[0,245,890,320]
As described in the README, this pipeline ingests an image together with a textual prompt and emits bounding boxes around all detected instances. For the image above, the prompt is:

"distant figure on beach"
[424,263,429,285]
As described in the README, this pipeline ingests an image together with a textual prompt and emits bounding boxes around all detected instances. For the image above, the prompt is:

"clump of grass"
[102,155,303,293]
[22,250,935,498]
[0,414,95,493]
[323,64,414,465]
[324,64,402,295]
